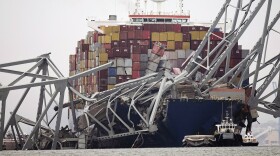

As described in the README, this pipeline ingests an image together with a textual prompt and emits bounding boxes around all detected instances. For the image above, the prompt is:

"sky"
[0,0,279,133]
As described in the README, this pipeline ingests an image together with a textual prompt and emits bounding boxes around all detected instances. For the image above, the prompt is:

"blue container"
[108,67,117,77]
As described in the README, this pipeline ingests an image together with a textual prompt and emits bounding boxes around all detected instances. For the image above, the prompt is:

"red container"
[116,75,124,83]
[106,49,114,58]
[81,44,89,52]
[121,47,130,53]
[113,48,121,57]
[183,33,191,42]
[120,25,128,31]
[199,26,209,31]
[93,32,98,43]
[230,58,242,68]
[120,40,127,47]
[139,40,150,46]
[181,26,190,33]
[135,30,143,39]
[190,26,200,31]
[157,24,166,32]
[166,24,174,32]
[216,67,225,77]
[132,62,141,70]
[99,69,108,78]
[135,26,143,30]
[103,43,111,49]
[120,32,128,40]
[111,41,120,48]
[190,40,201,50]
[211,31,223,40]
[132,54,141,62]
[127,25,136,31]
[143,24,151,31]
[231,49,242,59]
[128,31,135,39]
[173,24,182,32]
[132,45,141,54]
[127,40,136,47]
[175,42,182,49]
[132,71,141,79]
[140,45,148,54]
[142,30,151,39]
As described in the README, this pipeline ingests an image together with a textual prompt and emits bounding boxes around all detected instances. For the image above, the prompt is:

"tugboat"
[182,135,215,147]
[213,111,243,146]
[242,133,259,146]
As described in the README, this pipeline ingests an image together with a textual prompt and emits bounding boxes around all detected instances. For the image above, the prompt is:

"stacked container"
[69,24,248,99]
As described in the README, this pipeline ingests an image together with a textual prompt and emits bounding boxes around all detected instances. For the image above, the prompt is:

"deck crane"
[0,0,279,150]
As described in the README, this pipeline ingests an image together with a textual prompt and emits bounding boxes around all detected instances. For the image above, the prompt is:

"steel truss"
[0,0,280,150]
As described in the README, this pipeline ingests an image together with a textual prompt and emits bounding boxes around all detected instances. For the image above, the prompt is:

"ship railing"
[130,10,190,16]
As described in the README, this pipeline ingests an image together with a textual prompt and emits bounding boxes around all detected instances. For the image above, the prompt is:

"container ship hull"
[88,99,243,148]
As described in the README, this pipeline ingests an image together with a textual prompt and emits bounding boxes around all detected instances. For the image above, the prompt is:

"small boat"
[182,135,215,147]
[213,112,243,146]
[242,133,259,146]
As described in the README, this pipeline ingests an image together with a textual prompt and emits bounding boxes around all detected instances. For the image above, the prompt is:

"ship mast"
[179,0,183,14]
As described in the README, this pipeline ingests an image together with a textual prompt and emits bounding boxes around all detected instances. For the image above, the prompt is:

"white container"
[147,61,158,72]
[168,51,178,60]
[145,69,155,75]
[124,58,132,67]
[148,49,152,58]
[109,59,117,67]
[125,67,132,75]
[149,53,161,64]
[116,58,125,67]
[140,54,148,62]
[177,50,186,59]
[117,67,126,75]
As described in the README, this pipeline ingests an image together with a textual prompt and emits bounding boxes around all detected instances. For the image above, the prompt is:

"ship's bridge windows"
[182,19,187,23]
[165,19,172,23]
[148,18,156,22]
[156,18,164,22]
[144,18,148,22]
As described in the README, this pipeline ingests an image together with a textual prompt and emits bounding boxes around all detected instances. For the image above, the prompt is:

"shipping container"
[99,52,108,62]
[132,62,141,70]
[125,67,132,75]
[124,58,132,67]
[107,85,115,90]
[174,33,183,41]
[108,67,117,77]
[199,31,207,40]
[167,32,175,41]
[152,32,160,41]
[120,31,128,40]
[177,50,186,59]
[132,54,141,62]
[142,30,151,39]
[167,41,175,50]
[190,31,200,40]
[120,25,128,31]
[159,32,167,41]
[132,71,141,79]
[182,42,190,50]
[117,67,126,75]
[175,42,182,49]
[112,26,120,32]
[112,33,120,41]
[116,58,125,67]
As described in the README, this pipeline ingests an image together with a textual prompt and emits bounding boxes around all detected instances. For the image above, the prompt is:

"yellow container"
[190,31,200,40]
[167,41,175,50]
[182,42,190,50]
[107,85,115,90]
[100,26,112,35]
[152,32,160,41]
[199,31,207,40]
[174,33,183,41]
[99,52,108,62]
[103,35,111,43]
[167,32,175,41]
[99,61,108,65]
[111,33,119,41]
[112,26,120,32]
[159,32,167,41]
[98,36,102,43]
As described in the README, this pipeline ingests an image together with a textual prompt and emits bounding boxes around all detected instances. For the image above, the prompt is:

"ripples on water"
[2,147,280,156]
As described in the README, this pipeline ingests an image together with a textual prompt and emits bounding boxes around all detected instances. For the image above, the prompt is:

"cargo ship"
[67,0,250,148]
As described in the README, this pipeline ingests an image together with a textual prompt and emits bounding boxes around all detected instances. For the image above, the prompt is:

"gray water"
[1,147,280,156]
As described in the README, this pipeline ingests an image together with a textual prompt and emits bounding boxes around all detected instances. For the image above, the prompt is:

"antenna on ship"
[144,0,148,14]
[179,0,183,14]
[135,0,141,14]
